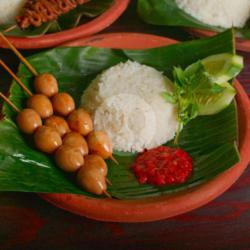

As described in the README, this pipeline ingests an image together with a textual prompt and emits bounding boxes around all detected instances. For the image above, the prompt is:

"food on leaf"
[0,0,114,37]
[27,94,53,119]
[87,131,113,159]
[2,52,243,194]
[138,0,250,39]
[0,30,243,199]
[45,115,70,137]
[34,73,59,97]
[52,92,75,116]
[132,146,193,186]
[0,35,113,196]
[34,125,62,154]
[176,0,250,29]
[63,132,89,156]
[67,108,93,136]
[162,53,242,143]
[197,82,236,116]
[81,60,179,152]
[55,145,84,173]
[200,53,243,84]
[16,0,90,29]
[77,155,108,196]
[16,108,42,134]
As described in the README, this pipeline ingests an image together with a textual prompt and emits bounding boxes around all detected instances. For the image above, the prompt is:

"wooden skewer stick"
[106,178,112,186]
[103,190,111,198]
[0,60,33,97]
[0,32,38,76]
[4,25,17,33]
[0,92,20,113]
[110,155,119,165]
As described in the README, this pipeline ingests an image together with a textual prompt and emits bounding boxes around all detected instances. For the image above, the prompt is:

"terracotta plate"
[0,0,129,49]
[41,33,250,222]
[189,29,250,52]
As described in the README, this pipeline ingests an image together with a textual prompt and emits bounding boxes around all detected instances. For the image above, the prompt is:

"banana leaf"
[137,0,250,39]
[0,0,113,37]
[0,30,240,199]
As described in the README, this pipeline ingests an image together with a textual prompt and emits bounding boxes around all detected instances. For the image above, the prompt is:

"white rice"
[81,60,178,153]
[176,0,250,28]
[94,94,156,152]
[0,0,26,24]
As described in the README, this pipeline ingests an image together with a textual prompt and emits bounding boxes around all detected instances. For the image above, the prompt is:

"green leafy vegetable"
[0,30,240,199]
[162,60,235,143]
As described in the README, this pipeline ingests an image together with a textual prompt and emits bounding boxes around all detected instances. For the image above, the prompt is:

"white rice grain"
[94,94,157,152]
[81,61,178,153]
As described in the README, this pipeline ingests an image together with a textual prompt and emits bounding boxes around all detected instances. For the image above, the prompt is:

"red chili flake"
[131,146,193,186]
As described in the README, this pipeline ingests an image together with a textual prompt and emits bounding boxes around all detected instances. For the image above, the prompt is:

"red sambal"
[132,146,193,186]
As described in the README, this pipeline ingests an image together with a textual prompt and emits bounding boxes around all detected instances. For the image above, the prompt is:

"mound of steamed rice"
[176,0,250,29]
[81,61,178,153]
[0,0,26,24]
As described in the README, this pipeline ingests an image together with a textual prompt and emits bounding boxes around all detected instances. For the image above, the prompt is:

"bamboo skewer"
[0,32,117,198]
[106,178,112,186]
[110,155,119,165]
[4,25,17,33]
[0,32,38,76]
[103,190,111,198]
[0,60,33,97]
[0,92,20,113]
